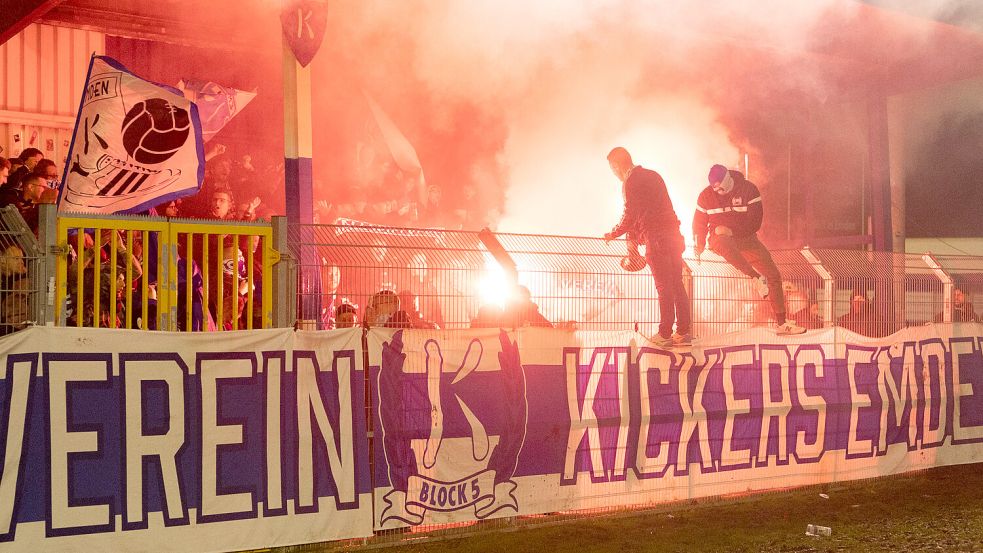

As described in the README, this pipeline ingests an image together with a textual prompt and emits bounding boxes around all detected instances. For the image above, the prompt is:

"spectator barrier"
[1,215,983,551]
[52,209,279,330]
[291,221,981,337]
[0,212,977,336]
[0,206,48,336]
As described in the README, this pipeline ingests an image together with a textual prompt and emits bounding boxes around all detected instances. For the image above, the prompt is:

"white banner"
[370,324,983,528]
[0,326,372,553]
[177,80,256,143]
[59,56,205,214]
[5,323,983,546]
[370,327,526,529]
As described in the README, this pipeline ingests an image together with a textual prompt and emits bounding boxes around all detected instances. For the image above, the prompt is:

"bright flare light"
[476,257,513,309]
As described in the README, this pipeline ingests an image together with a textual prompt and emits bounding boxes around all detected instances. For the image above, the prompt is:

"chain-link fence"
[0,206,48,336]
[0,214,972,339]
[288,221,968,338]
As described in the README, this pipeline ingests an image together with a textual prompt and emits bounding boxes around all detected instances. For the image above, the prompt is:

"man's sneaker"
[651,334,674,348]
[754,275,770,298]
[776,320,806,335]
[672,332,693,346]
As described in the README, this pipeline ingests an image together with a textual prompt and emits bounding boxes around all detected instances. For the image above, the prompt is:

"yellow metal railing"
[56,214,277,331]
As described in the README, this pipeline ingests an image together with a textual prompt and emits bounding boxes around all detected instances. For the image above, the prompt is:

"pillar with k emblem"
[282,0,328,323]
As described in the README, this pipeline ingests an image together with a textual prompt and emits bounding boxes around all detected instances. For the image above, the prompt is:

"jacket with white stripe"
[692,169,763,253]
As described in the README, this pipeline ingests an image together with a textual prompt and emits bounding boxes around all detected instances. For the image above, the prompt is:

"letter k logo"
[422,339,489,469]
[280,0,329,67]
[295,8,314,39]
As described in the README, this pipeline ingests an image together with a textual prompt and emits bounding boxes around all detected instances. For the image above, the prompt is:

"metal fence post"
[477,228,518,284]
[801,248,834,328]
[36,204,58,326]
[271,216,295,328]
[160,226,175,331]
[681,258,694,335]
[922,253,953,323]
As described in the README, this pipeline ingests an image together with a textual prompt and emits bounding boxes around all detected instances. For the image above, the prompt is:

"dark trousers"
[644,231,691,338]
[708,233,786,319]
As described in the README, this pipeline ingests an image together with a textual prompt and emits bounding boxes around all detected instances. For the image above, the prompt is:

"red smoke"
[109,0,983,243]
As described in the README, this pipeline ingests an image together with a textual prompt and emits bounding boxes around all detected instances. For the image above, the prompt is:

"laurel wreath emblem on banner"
[378,330,526,526]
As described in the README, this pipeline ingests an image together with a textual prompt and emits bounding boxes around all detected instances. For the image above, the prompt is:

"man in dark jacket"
[603,147,691,347]
[693,164,804,335]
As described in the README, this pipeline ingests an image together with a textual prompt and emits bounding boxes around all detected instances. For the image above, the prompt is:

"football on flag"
[121,98,192,165]
[59,55,204,214]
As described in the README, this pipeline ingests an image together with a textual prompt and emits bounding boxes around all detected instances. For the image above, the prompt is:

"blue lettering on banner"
[407,471,495,515]
[559,337,983,485]
[5,328,983,544]
[0,348,367,542]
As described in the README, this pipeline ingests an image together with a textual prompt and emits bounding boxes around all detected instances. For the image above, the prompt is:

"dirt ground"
[349,463,983,553]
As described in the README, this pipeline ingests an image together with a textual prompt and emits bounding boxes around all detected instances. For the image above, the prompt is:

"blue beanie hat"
[708,164,728,184]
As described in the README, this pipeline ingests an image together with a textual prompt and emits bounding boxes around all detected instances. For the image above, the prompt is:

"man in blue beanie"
[693,164,805,335]
[604,147,691,347]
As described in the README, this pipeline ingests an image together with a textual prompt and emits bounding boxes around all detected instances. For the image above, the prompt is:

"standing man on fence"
[693,164,805,335]
[603,147,691,347]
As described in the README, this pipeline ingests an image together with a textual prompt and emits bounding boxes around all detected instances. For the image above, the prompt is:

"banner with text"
[368,324,983,529]
[0,327,372,553]
[4,324,983,545]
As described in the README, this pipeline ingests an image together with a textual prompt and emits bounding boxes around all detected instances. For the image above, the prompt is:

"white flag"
[59,56,204,213]
[363,93,423,174]
[177,79,257,143]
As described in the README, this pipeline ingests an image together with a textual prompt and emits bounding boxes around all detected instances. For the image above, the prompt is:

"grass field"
[368,463,983,553]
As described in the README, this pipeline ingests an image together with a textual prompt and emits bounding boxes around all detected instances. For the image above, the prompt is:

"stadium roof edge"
[0,0,63,46]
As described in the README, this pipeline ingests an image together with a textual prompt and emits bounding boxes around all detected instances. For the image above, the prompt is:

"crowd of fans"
[311,152,501,230]
[0,140,505,334]
[144,141,499,231]
[0,148,58,236]
[0,145,274,332]
[785,284,981,336]
[0,149,53,335]
[0,145,979,335]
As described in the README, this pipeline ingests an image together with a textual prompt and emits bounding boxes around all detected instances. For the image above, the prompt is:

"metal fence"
[0,212,980,549]
[0,211,976,338]
[55,211,279,331]
[289,221,978,338]
[0,206,49,336]
[0,205,287,334]
[281,221,982,550]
